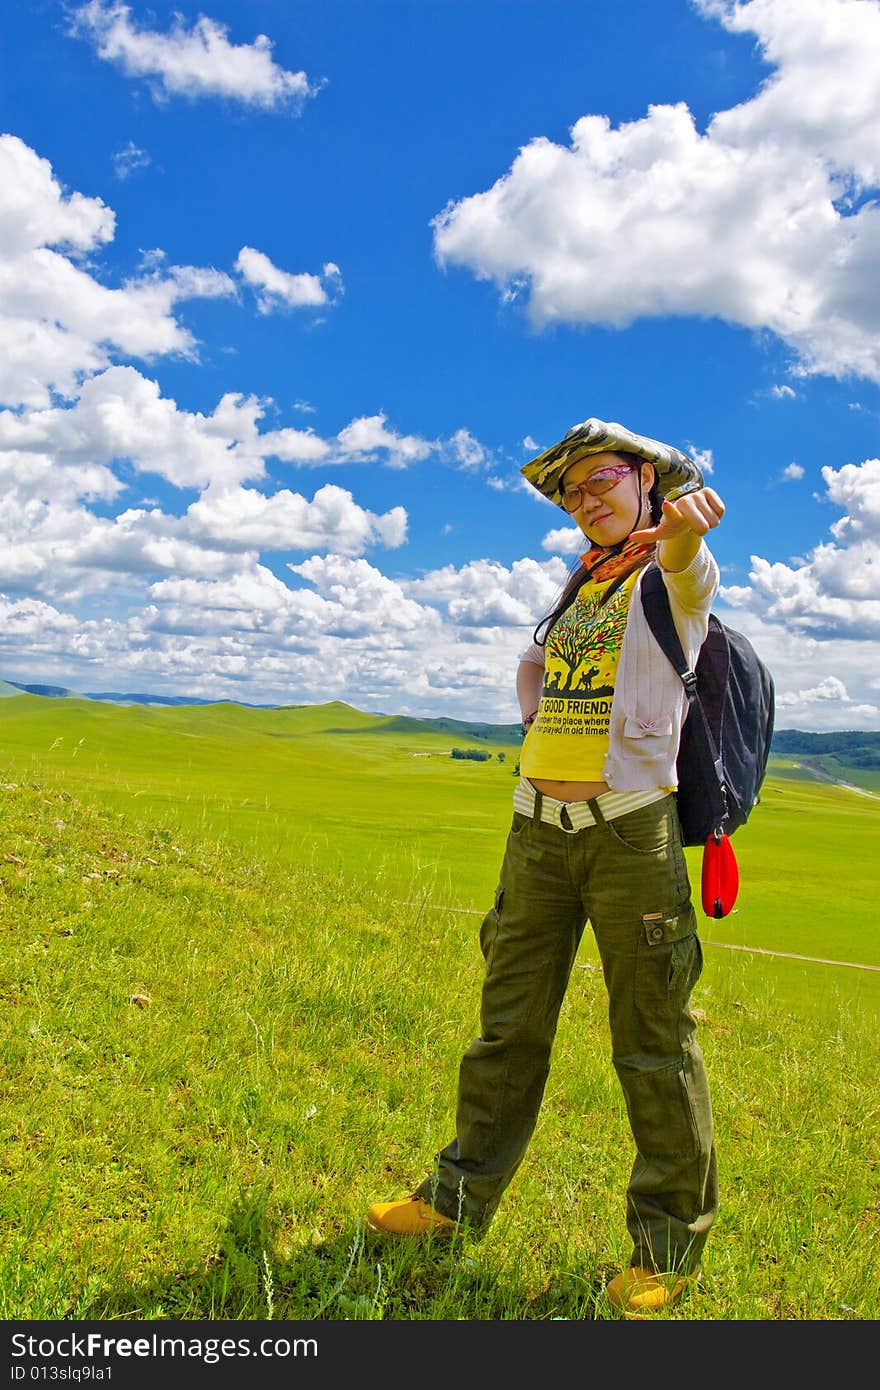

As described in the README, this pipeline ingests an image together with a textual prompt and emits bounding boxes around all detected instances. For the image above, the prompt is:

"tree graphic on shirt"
[546,586,629,694]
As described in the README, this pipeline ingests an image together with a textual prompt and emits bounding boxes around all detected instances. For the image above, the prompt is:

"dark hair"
[533,454,662,647]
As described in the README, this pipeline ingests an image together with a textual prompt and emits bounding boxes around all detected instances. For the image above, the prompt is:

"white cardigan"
[519,542,719,792]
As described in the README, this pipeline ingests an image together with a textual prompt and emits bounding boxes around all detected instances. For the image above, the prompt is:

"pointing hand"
[631,487,725,544]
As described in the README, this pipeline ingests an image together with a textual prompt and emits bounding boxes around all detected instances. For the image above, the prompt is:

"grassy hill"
[2,772,879,1320]
[5,676,880,786]
[768,731,880,794]
[1,692,879,1021]
[0,696,522,922]
[2,696,879,1319]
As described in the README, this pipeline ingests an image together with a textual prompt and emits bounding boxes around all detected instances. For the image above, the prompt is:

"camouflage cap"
[521,417,704,511]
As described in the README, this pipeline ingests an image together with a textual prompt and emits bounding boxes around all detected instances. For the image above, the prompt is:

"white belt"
[512,777,669,833]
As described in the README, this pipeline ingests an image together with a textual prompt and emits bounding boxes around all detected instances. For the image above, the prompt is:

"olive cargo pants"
[416,791,718,1274]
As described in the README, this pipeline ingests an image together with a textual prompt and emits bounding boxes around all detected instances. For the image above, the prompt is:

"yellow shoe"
[605,1265,696,1317]
[365,1195,458,1238]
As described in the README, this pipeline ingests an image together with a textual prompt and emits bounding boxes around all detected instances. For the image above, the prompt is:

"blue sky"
[0,0,878,729]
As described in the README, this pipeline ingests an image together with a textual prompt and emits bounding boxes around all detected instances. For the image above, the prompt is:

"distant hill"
[327,713,522,743]
[83,691,284,708]
[771,729,880,769]
[5,680,84,699]
[3,680,281,709]
[0,676,518,736]
[2,674,878,753]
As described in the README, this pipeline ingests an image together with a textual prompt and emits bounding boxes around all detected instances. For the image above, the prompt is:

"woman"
[366,416,725,1317]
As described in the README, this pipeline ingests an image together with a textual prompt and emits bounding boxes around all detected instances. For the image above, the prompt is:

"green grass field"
[2,695,879,1320]
[2,694,878,1021]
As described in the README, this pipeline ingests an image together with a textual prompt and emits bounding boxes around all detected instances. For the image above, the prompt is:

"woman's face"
[561,451,655,545]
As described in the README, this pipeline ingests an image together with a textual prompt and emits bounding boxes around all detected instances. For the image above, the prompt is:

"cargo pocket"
[635,903,702,1010]
[617,1052,701,1161]
[479,884,503,968]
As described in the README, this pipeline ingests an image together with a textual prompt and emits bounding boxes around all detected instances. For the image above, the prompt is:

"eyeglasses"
[561,462,636,512]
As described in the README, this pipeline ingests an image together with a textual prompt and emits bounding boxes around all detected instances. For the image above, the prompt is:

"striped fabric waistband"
[512,777,669,833]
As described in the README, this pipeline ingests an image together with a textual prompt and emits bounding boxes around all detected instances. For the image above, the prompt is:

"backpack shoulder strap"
[639,563,729,829]
[639,562,690,679]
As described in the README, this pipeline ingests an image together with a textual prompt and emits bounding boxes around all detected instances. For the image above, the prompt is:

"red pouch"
[701,831,739,918]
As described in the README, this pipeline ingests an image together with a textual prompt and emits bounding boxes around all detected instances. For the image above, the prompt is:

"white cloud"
[149,565,315,625]
[71,1,319,112]
[0,485,250,602]
[405,555,567,627]
[335,413,434,468]
[771,383,797,399]
[824,456,880,541]
[721,457,880,640]
[708,447,880,728]
[724,549,880,639]
[431,0,880,384]
[258,425,332,465]
[0,595,79,637]
[56,509,245,585]
[235,247,343,313]
[287,555,438,637]
[0,364,449,499]
[779,675,848,704]
[686,445,714,476]
[773,676,880,729]
[0,367,412,607]
[188,483,407,556]
[2,580,531,720]
[112,141,151,180]
[0,367,265,490]
[444,427,493,471]
[701,604,880,731]
[698,0,880,183]
[0,474,407,614]
[781,462,804,480]
[541,525,586,555]
[522,435,540,452]
[426,658,515,694]
[0,136,236,408]
[0,133,114,257]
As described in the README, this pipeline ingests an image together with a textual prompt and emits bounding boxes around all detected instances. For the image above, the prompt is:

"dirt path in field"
[400,901,880,973]
[794,759,880,800]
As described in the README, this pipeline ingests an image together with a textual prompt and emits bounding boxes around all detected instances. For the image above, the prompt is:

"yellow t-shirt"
[520,569,637,781]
